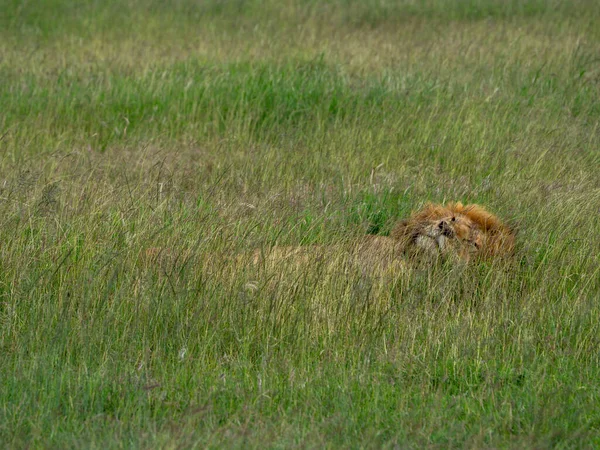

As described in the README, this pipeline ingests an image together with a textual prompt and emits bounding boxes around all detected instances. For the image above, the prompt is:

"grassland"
[1,0,600,447]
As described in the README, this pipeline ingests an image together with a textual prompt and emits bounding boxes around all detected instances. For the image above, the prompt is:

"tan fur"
[248,235,406,273]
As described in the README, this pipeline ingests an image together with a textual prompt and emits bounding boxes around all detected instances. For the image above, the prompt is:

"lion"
[142,202,514,275]
[245,202,514,276]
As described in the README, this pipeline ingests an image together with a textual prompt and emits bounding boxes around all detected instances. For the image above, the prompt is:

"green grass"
[1,0,600,447]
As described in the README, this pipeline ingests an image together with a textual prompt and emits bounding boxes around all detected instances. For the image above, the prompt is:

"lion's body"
[249,235,406,273]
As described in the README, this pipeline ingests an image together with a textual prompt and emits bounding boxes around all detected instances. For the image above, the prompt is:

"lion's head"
[391,202,515,261]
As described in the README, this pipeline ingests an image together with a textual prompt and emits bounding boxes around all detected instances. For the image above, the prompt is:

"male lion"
[142,202,514,274]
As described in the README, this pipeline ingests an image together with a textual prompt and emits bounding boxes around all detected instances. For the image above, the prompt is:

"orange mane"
[392,202,515,258]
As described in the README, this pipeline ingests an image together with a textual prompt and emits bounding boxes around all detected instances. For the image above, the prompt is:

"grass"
[1,0,600,447]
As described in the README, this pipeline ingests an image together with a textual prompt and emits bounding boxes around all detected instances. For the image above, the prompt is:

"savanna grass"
[1,0,599,447]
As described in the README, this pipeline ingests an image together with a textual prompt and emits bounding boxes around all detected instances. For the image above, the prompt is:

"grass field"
[1,0,600,447]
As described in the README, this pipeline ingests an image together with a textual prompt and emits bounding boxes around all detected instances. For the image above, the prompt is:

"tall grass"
[1,0,599,447]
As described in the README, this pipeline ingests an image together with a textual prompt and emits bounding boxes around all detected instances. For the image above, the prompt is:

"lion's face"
[392,202,514,261]
[410,212,483,259]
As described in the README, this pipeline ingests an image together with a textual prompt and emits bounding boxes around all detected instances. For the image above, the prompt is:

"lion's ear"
[448,201,464,213]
